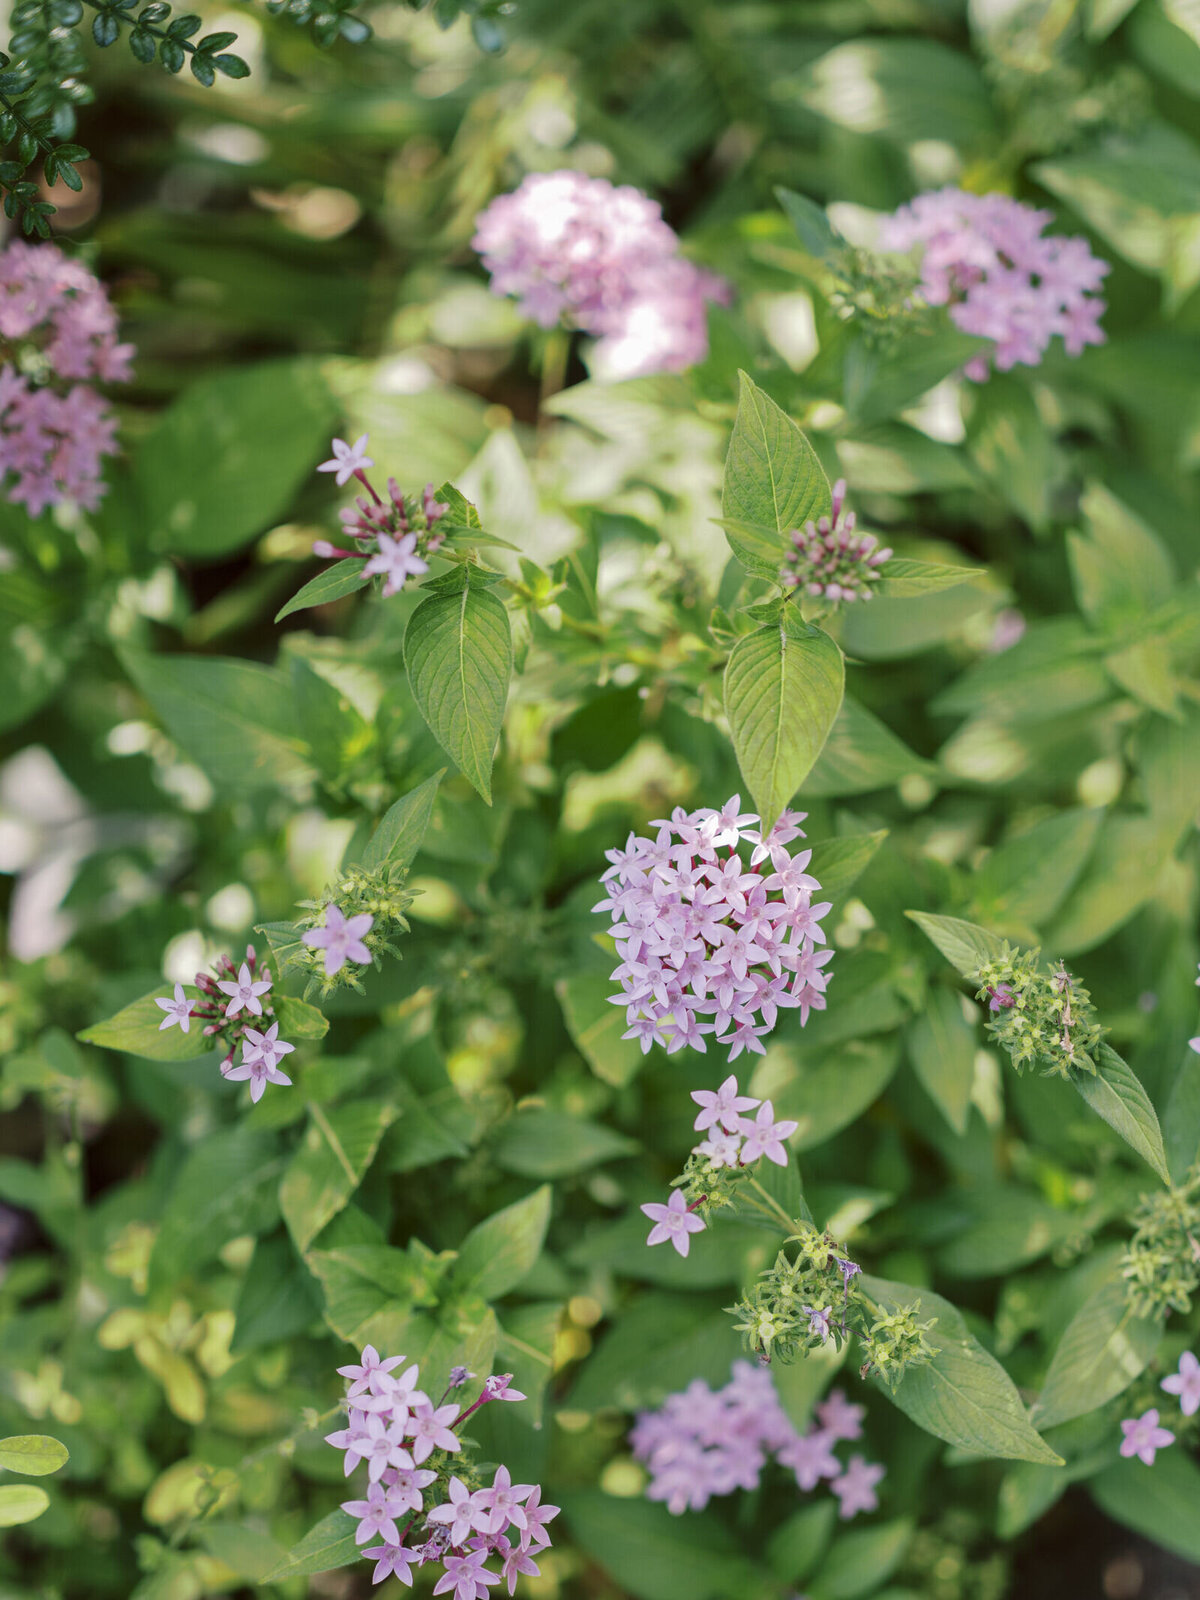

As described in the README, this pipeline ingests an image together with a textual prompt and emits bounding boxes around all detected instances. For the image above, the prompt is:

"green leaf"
[77,988,211,1062]
[1032,1273,1162,1430]
[769,1037,901,1150]
[874,559,984,598]
[808,830,887,902]
[819,1519,914,1600]
[0,1484,49,1526]
[120,650,313,791]
[1091,1446,1200,1563]
[937,1189,1085,1278]
[275,559,370,623]
[766,1501,836,1586]
[230,1233,322,1352]
[271,994,328,1041]
[969,809,1104,935]
[556,973,647,1088]
[721,371,831,579]
[724,611,844,829]
[496,1299,561,1426]
[359,770,444,873]
[0,1435,68,1476]
[261,1510,361,1582]
[280,1102,396,1254]
[908,986,976,1136]
[844,329,988,428]
[1074,1044,1170,1183]
[404,584,512,804]
[776,186,840,257]
[148,1128,283,1295]
[806,695,932,797]
[492,1109,637,1179]
[861,1276,1063,1464]
[560,1489,763,1600]
[135,359,337,557]
[906,912,1008,978]
[449,1185,551,1301]
[255,920,309,976]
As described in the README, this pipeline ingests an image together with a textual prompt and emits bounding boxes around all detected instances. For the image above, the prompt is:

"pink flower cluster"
[311,434,449,598]
[1120,1350,1200,1465]
[880,188,1109,381]
[0,241,133,514]
[155,944,296,1101]
[595,797,833,1062]
[630,1365,884,1520]
[326,1349,557,1595]
[780,478,891,602]
[472,170,729,378]
[640,1076,800,1257]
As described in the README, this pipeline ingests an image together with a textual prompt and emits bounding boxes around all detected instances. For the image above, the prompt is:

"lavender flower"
[1119,1407,1175,1466]
[880,188,1109,381]
[779,479,891,603]
[472,170,729,377]
[1161,1351,1200,1417]
[153,944,296,1100]
[815,1387,865,1442]
[641,1189,707,1257]
[595,799,833,1061]
[309,435,450,599]
[319,434,374,485]
[327,1348,557,1592]
[630,1362,883,1516]
[155,982,193,1033]
[0,241,133,513]
[302,902,375,977]
[831,1455,886,1517]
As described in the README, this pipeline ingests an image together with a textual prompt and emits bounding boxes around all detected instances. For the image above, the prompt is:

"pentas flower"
[595,798,832,1062]
[1161,1351,1200,1417]
[303,902,375,977]
[0,241,133,513]
[153,943,297,1100]
[327,1348,557,1591]
[308,433,451,599]
[1119,1408,1175,1466]
[779,479,891,603]
[472,170,729,377]
[630,1361,884,1518]
[880,188,1109,381]
[831,1455,886,1518]
[641,1189,707,1257]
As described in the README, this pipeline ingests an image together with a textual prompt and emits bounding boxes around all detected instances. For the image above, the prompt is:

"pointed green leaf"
[724,611,844,829]
[78,988,211,1062]
[1033,1272,1162,1429]
[1091,1447,1200,1563]
[806,695,933,797]
[775,187,840,257]
[906,912,1009,978]
[861,1276,1063,1464]
[1074,1044,1170,1183]
[874,558,984,598]
[359,770,445,872]
[404,585,512,804]
[275,559,370,623]
[449,1184,551,1301]
[908,986,976,1135]
[261,1511,361,1581]
[281,1102,397,1253]
[148,1128,284,1295]
[721,371,831,578]
[271,994,328,1041]
[809,831,887,903]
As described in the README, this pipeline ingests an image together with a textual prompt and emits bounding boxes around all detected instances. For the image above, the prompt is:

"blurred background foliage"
[4,0,1200,1597]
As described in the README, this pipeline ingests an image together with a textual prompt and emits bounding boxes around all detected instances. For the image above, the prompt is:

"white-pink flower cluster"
[472,170,730,378]
[0,241,133,513]
[310,434,449,598]
[595,797,833,1063]
[880,188,1109,381]
[630,1365,884,1520]
[155,944,296,1102]
[326,1350,557,1595]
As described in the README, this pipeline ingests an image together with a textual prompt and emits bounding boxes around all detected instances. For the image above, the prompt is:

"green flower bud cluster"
[1121,1169,1200,1319]
[970,946,1102,1078]
[859,1303,940,1392]
[827,244,933,349]
[672,1145,757,1220]
[291,863,414,1000]
[899,1514,1009,1600]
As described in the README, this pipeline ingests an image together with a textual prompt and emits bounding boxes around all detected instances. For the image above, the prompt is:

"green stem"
[745,1175,797,1234]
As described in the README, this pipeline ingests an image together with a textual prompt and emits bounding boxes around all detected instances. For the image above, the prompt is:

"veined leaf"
[1074,1044,1170,1183]
[78,988,212,1062]
[405,583,512,804]
[275,559,370,623]
[359,770,444,873]
[1033,1273,1161,1429]
[907,911,1009,978]
[724,610,844,829]
[0,1435,68,1476]
[721,371,831,579]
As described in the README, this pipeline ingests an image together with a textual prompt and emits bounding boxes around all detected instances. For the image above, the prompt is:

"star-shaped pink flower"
[641,1189,706,1257]
[318,434,374,486]
[302,902,374,977]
